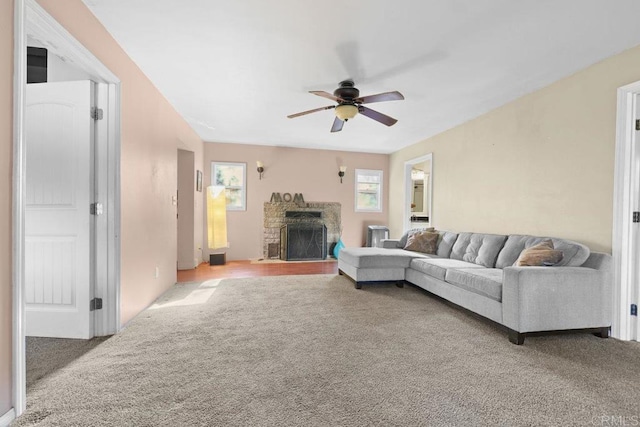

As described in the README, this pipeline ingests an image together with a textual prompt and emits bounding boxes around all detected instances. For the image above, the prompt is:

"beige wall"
[204,143,389,260]
[37,0,204,325]
[0,0,12,416]
[390,44,640,253]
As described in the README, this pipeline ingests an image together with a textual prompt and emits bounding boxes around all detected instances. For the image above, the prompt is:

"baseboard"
[0,408,16,427]
[177,260,197,270]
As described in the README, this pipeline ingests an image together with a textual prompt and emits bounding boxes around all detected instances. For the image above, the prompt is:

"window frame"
[211,161,247,211]
[354,169,383,212]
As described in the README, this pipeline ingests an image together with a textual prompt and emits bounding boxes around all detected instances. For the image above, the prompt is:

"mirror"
[410,160,430,224]
[404,154,432,232]
[411,167,428,214]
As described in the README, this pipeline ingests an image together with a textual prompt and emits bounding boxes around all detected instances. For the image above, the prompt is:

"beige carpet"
[25,336,108,390]
[15,275,640,426]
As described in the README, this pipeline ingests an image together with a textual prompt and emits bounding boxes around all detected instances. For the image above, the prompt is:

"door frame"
[612,80,640,342]
[12,0,122,416]
[403,153,433,233]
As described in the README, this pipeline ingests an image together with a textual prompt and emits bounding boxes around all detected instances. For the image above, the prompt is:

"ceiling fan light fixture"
[288,81,403,132]
[335,104,358,121]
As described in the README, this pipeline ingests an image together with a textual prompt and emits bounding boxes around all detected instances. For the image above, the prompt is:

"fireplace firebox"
[280,224,327,261]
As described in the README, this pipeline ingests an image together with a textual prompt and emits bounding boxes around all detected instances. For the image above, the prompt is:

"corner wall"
[203,142,389,261]
[0,0,13,416]
[36,0,204,325]
[390,44,640,253]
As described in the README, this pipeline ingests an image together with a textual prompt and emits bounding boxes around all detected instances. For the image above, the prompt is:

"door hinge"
[91,107,104,120]
[90,298,103,311]
[634,212,640,223]
[90,202,104,216]
[632,304,638,316]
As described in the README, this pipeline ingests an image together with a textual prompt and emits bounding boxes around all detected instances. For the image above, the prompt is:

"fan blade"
[336,41,364,82]
[331,117,344,133]
[364,50,447,83]
[355,91,404,104]
[287,105,335,119]
[310,90,344,103]
[358,106,398,127]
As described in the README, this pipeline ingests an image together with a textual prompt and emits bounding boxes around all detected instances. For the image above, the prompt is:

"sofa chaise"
[337,229,612,344]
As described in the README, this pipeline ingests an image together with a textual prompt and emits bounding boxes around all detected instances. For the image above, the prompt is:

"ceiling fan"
[287,80,404,133]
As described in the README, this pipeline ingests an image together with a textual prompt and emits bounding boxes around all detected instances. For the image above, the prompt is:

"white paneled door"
[25,81,95,339]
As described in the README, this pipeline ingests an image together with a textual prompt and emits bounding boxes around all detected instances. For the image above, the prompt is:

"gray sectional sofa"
[338,229,612,344]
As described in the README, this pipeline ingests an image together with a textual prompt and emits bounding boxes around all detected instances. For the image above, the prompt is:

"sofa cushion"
[381,239,401,249]
[449,233,507,268]
[514,239,564,267]
[339,247,427,268]
[436,231,459,258]
[396,229,458,256]
[410,258,482,281]
[404,230,439,254]
[495,235,590,268]
[445,268,503,302]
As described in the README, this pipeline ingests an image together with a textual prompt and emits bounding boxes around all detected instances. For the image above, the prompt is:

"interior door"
[25,80,95,339]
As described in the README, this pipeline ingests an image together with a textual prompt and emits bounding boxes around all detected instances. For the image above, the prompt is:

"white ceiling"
[82,0,640,154]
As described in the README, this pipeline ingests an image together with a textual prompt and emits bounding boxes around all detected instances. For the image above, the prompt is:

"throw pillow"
[404,231,439,254]
[399,227,436,248]
[514,239,564,267]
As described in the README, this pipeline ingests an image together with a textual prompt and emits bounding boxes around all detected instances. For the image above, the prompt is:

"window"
[355,169,383,212]
[211,162,246,211]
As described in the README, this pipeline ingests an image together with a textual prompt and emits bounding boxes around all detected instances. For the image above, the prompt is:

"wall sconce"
[256,161,264,180]
[338,166,347,183]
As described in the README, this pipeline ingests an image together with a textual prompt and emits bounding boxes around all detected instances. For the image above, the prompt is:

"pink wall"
[37,0,204,325]
[203,143,389,261]
[0,0,13,415]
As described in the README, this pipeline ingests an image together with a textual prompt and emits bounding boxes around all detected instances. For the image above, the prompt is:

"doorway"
[177,149,196,270]
[13,0,122,416]
[403,153,433,233]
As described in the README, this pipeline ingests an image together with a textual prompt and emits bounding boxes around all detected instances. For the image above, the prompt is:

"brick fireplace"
[263,201,341,259]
